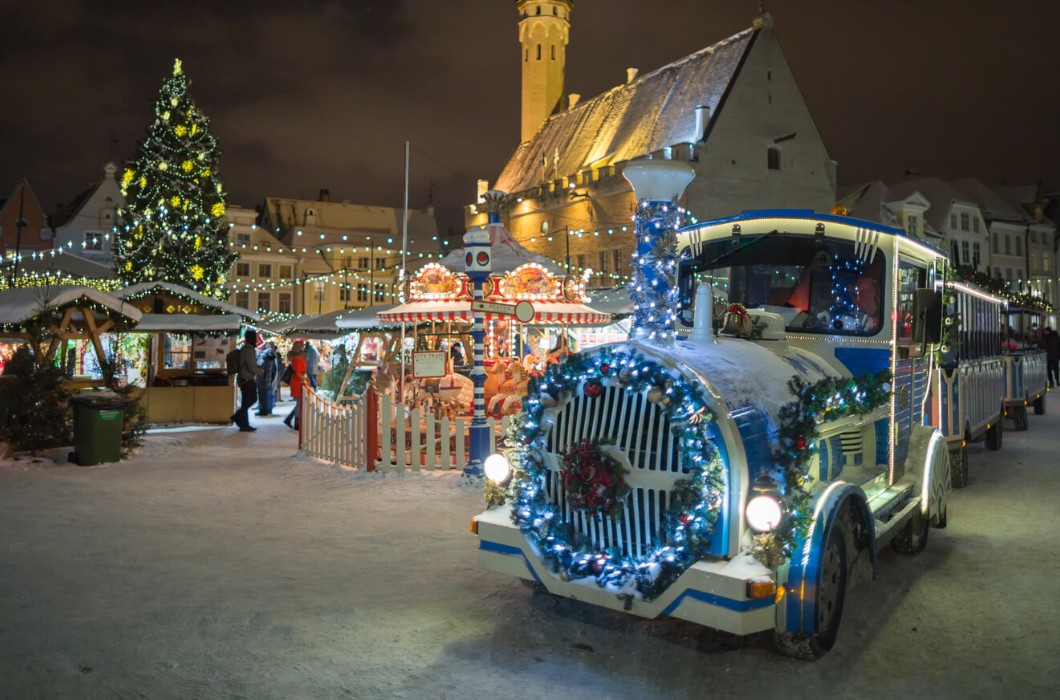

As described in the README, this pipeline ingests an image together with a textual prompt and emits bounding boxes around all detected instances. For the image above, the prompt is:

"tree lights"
[113,59,237,299]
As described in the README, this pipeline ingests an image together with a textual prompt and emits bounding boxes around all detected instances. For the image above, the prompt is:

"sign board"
[471,300,536,323]
[514,300,535,323]
[413,350,446,378]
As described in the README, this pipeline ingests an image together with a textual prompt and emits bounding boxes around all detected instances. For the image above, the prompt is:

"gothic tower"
[517,0,573,143]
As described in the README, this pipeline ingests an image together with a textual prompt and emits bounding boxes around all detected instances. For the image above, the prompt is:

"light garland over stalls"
[113,59,238,300]
[505,347,726,602]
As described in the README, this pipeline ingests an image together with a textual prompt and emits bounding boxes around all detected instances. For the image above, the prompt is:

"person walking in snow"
[1043,327,1060,388]
[284,340,308,430]
[255,341,278,416]
[232,329,264,432]
[304,340,319,390]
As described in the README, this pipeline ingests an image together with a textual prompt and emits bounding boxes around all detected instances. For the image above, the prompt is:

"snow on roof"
[278,305,400,335]
[0,286,142,325]
[115,281,259,322]
[437,221,563,276]
[584,286,634,316]
[494,27,754,194]
[14,250,117,279]
[132,313,242,332]
[886,177,973,232]
[949,178,1029,223]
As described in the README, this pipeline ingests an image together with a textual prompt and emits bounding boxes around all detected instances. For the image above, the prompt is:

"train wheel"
[774,524,849,659]
[950,444,968,489]
[1034,395,1045,416]
[985,416,1003,451]
[893,504,929,554]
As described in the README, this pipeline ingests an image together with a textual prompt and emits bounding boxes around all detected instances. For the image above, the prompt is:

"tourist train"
[472,161,1046,658]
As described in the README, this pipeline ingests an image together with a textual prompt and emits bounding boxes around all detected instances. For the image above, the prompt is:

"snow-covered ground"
[1,395,1058,699]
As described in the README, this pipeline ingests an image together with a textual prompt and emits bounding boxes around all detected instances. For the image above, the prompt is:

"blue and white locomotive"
[472,161,955,658]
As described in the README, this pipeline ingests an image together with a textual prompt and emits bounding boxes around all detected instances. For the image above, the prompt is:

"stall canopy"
[583,286,634,317]
[0,285,142,366]
[114,281,259,332]
[273,305,401,338]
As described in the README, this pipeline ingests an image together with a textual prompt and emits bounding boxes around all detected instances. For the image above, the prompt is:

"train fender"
[907,424,951,523]
[777,482,875,636]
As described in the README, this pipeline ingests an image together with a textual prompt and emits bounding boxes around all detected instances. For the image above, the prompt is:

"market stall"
[113,282,259,423]
[0,286,142,384]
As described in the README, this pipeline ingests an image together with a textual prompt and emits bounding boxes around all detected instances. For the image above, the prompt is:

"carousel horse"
[487,361,529,418]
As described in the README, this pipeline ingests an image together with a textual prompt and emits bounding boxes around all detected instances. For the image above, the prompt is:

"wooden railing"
[301,388,512,473]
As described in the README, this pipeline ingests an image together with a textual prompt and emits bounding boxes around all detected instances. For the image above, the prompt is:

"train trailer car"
[931,281,1006,487]
[1002,304,1049,430]
[472,161,963,659]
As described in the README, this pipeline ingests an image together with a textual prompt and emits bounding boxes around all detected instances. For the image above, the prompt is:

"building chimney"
[694,105,710,142]
[568,93,581,110]
[319,188,330,202]
[626,67,639,83]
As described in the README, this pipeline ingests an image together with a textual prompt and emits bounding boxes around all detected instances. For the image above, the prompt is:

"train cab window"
[676,234,885,336]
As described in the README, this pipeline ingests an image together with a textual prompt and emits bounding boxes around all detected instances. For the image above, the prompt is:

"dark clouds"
[2,1,1058,233]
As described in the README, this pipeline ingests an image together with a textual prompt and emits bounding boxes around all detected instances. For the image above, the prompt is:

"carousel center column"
[462,190,504,477]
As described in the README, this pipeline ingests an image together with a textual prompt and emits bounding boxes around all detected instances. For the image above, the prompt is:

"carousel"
[373,220,611,419]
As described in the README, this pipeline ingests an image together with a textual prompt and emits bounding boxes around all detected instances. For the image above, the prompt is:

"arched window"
[551,45,556,60]
[537,44,541,60]
[524,48,528,63]
[767,146,781,171]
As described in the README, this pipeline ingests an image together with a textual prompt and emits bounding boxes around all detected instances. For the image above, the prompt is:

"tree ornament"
[794,436,807,450]
[599,363,611,375]
[647,387,665,405]
[584,380,603,398]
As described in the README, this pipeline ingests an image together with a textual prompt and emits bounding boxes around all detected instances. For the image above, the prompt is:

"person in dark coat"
[1043,327,1060,388]
[232,329,264,432]
[256,342,279,416]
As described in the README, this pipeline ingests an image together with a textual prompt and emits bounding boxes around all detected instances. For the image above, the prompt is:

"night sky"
[2,0,1058,234]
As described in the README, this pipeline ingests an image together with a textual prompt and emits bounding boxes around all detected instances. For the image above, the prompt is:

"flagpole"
[400,140,409,394]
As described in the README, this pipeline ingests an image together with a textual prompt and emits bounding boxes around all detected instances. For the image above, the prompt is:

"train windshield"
[677,233,887,336]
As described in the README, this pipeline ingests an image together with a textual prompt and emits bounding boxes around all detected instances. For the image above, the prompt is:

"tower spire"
[516,1,573,143]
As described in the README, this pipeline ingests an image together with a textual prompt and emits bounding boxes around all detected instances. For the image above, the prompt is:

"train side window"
[896,261,926,343]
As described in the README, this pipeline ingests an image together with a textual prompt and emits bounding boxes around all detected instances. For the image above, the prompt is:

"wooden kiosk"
[0,286,143,385]
[114,282,260,423]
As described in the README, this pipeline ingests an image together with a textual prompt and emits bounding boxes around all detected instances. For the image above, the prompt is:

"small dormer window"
[767,146,781,171]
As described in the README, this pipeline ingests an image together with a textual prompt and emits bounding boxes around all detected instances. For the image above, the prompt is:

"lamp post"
[463,190,504,477]
[622,160,696,345]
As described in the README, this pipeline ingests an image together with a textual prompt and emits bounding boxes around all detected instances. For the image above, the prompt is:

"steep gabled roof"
[949,178,1026,224]
[494,27,756,194]
[887,177,973,232]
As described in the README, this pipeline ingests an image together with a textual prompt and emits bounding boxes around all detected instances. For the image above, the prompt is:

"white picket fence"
[301,388,512,473]
[300,388,369,469]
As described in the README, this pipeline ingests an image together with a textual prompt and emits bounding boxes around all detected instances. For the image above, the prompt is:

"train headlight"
[745,473,786,533]
[484,453,512,485]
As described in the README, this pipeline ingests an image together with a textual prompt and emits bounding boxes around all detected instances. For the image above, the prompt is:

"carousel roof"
[437,221,563,276]
[375,300,611,326]
[0,285,142,326]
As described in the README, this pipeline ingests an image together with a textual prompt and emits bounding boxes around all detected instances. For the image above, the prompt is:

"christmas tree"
[114,58,238,298]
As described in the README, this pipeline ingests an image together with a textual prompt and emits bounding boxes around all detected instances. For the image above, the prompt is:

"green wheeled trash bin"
[71,392,126,466]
